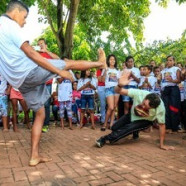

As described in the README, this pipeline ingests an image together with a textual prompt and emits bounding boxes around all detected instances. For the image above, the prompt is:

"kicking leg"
[64,48,107,70]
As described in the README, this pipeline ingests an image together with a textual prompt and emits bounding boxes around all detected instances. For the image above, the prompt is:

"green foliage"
[133,31,186,66]
[1,0,186,66]
[78,0,150,48]
[32,27,59,55]
[156,0,186,6]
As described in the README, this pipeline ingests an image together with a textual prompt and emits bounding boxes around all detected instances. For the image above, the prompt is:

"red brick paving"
[0,124,186,186]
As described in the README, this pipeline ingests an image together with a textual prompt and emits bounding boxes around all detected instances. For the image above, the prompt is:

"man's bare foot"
[2,128,9,132]
[69,127,73,130]
[29,157,52,166]
[98,48,107,69]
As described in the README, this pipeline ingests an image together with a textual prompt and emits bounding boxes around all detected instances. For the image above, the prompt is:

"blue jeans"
[52,105,59,121]
[81,95,94,110]
[97,86,106,123]
[0,95,8,117]
[122,85,137,102]
[44,84,52,126]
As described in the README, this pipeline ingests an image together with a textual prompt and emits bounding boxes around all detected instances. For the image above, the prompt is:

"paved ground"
[0,123,186,186]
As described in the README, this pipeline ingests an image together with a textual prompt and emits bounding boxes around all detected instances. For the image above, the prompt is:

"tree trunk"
[64,0,80,58]
[57,0,65,58]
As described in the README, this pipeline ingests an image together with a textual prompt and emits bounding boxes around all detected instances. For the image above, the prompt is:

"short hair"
[6,0,29,13]
[153,66,160,72]
[139,65,145,70]
[166,55,175,61]
[144,65,152,72]
[125,56,134,62]
[145,93,161,108]
[38,38,47,44]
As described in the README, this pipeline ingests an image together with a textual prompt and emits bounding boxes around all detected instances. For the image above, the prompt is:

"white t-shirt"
[161,66,180,89]
[0,73,7,94]
[58,71,75,101]
[77,77,97,95]
[153,78,161,96]
[150,71,154,76]
[139,76,157,92]
[0,16,37,88]
[105,68,120,88]
[58,79,72,102]
[179,81,184,102]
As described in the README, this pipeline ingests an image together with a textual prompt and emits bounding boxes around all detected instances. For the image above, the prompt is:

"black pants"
[181,100,186,129]
[104,114,153,143]
[161,86,181,131]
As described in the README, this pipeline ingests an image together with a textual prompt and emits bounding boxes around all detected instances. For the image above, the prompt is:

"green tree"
[1,0,186,59]
[133,30,186,66]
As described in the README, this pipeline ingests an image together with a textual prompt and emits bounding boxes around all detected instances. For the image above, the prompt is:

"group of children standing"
[0,54,186,134]
[49,54,186,134]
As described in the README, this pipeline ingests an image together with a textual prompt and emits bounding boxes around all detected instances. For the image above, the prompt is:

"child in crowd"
[161,56,181,133]
[178,80,185,131]
[51,91,59,126]
[101,54,120,131]
[149,60,156,76]
[121,56,140,115]
[153,66,161,95]
[183,67,186,130]
[72,81,81,124]
[77,70,97,129]
[10,87,30,131]
[138,65,157,92]
[0,73,10,132]
[139,65,145,77]
[57,70,74,130]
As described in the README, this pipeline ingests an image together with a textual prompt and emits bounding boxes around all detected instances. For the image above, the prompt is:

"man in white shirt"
[0,1,107,166]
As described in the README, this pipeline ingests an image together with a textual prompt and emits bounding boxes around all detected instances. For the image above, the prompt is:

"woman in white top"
[77,70,97,129]
[161,56,181,133]
[101,54,120,131]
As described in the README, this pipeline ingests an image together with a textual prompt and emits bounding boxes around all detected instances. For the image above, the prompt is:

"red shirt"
[72,90,81,103]
[96,69,105,86]
[53,99,59,107]
[39,52,53,85]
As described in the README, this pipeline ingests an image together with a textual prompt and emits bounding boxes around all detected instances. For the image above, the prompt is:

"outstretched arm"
[159,124,175,150]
